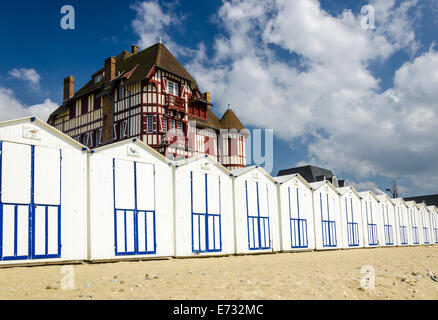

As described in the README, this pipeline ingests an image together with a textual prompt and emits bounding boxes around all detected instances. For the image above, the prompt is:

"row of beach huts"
[0,117,437,266]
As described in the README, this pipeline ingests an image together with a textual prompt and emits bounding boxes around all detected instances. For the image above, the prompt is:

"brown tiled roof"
[49,43,198,121]
[220,108,245,130]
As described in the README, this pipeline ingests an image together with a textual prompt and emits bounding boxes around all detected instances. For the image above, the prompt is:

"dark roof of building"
[49,43,199,121]
[220,108,245,130]
[277,165,335,183]
[403,194,438,207]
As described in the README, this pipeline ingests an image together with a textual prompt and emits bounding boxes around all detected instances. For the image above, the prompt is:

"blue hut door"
[421,210,430,244]
[191,172,222,253]
[0,142,61,261]
[113,159,156,256]
[246,181,271,250]
[320,192,337,247]
[410,208,419,244]
[382,204,394,245]
[288,187,308,248]
[398,207,408,245]
[365,201,378,246]
[345,197,359,247]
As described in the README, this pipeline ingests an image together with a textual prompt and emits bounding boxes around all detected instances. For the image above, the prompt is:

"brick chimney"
[131,45,139,54]
[203,92,211,103]
[104,56,116,85]
[63,76,74,101]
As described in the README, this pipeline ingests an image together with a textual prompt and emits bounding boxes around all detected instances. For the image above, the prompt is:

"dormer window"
[94,72,104,84]
[167,80,179,96]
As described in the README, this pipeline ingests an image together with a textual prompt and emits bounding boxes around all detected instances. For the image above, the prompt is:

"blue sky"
[0,0,437,196]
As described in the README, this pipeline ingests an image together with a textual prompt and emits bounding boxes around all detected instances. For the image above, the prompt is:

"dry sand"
[0,246,437,300]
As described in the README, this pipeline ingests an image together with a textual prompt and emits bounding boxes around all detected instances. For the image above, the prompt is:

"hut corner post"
[172,165,177,257]
[276,183,285,252]
[311,190,318,250]
[86,152,92,261]
[231,176,238,255]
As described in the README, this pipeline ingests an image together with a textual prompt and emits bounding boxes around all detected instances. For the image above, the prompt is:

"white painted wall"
[376,196,397,247]
[311,182,343,250]
[88,140,174,260]
[233,167,280,254]
[339,189,364,249]
[393,199,411,246]
[277,176,315,251]
[428,207,438,245]
[174,157,234,257]
[418,204,433,245]
[0,119,87,265]
[360,192,383,247]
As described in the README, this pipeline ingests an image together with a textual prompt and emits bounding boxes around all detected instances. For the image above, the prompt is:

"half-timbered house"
[48,43,247,170]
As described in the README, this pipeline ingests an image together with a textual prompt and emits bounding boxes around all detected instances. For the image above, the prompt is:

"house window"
[113,124,118,140]
[147,115,155,133]
[119,86,125,100]
[75,100,81,117]
[81,97,88,115]
[96,129,102,146]
[162,117,168,132]
[69,104,76,119]
[177,121,183,134]
[169,119,175,131]
[167,80,179,96]
[94,73,103,84]
[120,120,128,139]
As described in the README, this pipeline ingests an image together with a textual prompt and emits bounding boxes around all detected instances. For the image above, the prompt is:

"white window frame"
[94,73,103,84]
[96,129,102,146]
[162,117,168,132]
[113,124,118,140]
[177,121,183,133]
[147,115,155,133]
[120,120,128,139]
[169,119,176,131]
[119,86,125,100]
[166,80,179,96]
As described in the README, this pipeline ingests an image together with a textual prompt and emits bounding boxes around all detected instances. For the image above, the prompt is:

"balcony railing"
[165,94,185,112]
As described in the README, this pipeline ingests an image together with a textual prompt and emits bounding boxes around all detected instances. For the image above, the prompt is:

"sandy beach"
[0,245,437,300]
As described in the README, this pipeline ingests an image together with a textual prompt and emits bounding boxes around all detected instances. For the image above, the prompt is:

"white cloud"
[0,87,57,122]
[346,179,385,194]
[8,68,41,89]
[130,0,189,56]
[132,0,438,195]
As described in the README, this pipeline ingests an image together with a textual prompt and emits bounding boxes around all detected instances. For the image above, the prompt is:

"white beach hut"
[338,186,364,249]
[310,181,342,250]
[405,201,421,245]
[88,139,174,261]
[376,195,397,246]
[232,166,280,254]
[418,203,432,245]
[274,174,314,251]
[392,198,411,246]
[427,206,438,245]
[0,117,88,265]
[174,156,234,257]
[359,191,382,247]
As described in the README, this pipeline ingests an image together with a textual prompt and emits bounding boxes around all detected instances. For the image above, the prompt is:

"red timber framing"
[48,44,247,168]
